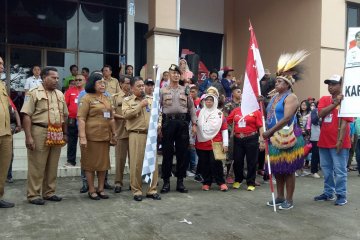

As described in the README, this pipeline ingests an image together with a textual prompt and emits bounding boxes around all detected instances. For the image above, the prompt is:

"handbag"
[270,113,297,149]
[44,91,66,147]
[212,141,226,161]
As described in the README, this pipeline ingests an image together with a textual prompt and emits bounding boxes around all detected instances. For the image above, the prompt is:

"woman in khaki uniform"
[77,72,117,200]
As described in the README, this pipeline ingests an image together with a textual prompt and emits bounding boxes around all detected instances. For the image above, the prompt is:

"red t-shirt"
[193,98,201,108]
[65,87,82,119]
[195,112,228,150]
[227,108,263,134]
[317,96,353,149]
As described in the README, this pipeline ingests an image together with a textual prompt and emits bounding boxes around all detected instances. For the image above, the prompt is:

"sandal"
[96,191,109,199]
[88,192,100,200]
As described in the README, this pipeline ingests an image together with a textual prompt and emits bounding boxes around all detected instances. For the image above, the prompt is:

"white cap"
[324,74,342,84]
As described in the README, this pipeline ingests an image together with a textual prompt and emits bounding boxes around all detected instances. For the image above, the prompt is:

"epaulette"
[124,95,133,101]
[29,86,39,92]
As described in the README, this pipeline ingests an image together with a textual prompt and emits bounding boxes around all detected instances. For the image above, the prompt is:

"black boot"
[176,178,188,193]
[160,179,170,193]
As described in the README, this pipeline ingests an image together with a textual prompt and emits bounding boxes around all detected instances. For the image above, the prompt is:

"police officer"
[123,77,161,201]
[21,67,68,205]
[112,75,132,193]
[0,56,14,208]
[159,64,197,193]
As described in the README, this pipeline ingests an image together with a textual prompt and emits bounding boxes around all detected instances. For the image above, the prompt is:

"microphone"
[141,91,150,112]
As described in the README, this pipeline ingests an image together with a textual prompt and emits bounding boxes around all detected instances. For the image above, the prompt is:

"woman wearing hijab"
[195,87,229,191]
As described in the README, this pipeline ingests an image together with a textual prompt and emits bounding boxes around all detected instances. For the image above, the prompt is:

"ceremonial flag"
[241,22,265,116]
[142,67,161,183]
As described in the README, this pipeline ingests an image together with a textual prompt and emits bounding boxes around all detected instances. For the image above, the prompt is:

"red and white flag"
[241,22,265,117]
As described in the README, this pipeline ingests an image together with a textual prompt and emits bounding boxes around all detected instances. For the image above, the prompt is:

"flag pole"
[249,20,277,212]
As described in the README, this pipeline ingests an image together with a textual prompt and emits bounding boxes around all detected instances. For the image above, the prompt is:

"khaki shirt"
[105,77,120,95]
[159,85,196,123]
[0,82,11,136]
[21,84,68,125]
[78,93,113,141]
[113,89,131,139]
[122,94,152,131]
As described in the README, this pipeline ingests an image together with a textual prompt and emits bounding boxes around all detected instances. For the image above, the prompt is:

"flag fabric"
[142,67,161,184]
[241,22,265,117]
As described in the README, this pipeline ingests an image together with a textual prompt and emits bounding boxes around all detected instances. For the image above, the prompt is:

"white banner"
[339,27,360,117]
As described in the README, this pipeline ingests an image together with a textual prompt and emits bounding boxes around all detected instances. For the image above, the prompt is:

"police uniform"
[112,89,131,188]
[0,81,12,202]
[105,77,121,95]
[122,94,159,197]
[77,94,113,172]
[21,84,68,201]
[159,64,197,193]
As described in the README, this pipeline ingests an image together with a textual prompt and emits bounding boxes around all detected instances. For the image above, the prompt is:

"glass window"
[79,4,126,53]
[348,7,358,28]
[81,0,126,8]
[7,0,78,48]
[47,51,76,90]
[79,52,103,74]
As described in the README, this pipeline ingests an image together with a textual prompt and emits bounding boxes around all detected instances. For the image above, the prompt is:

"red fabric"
[8,97,16,111]
[227,108,262,134]
[317,96,353,149]
[193,98,201,108]
[65,87,81,119]
[195,114,228,150]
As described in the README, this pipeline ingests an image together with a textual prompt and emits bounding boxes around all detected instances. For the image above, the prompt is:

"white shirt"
[24,76,42,90]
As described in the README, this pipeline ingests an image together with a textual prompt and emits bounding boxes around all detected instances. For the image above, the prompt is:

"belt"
[163,113,187,120]
[33,123,48,128]
[129,130,148,134]
[234,131,258,139]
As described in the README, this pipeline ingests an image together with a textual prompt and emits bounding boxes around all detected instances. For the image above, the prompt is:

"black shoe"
[104,182,114,190]
[80,185,89,193]
[96,191,109,199]
[29,198,45,205]
[0,200,15,208]
[88,192,100,200]
[133,195,143,201]
[146,193,161,200]
[160,179,170,193]
[114,186,122,193]
[176,178,188,193]
[44,195,62,202]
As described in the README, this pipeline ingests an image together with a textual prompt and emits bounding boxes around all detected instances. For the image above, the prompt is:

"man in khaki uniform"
[0,56,14,208]
[123,77,161,201]
[103,65,121,95]
[113,75,132,193]
[21,67,68,205]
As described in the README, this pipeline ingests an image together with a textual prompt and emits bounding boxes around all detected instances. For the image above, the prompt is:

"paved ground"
[0,172,360,240]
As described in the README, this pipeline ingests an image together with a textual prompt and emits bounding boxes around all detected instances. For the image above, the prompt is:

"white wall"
[134,0,224,33]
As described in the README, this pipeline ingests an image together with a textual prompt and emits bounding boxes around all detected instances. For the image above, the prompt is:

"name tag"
[103,111,111,118]
[75,98,78,103]
[238,119,246,128]
[324,114,332,123]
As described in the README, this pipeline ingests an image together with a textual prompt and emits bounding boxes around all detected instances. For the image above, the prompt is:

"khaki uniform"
[113,89,131,186]
[21,84,68,201]
[105,77,120,95]
[77,94,113,171]
[122,94,158,196]
[0,82,12,200]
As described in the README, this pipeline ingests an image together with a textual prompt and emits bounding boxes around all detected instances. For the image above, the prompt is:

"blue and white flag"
[142,67,161,183]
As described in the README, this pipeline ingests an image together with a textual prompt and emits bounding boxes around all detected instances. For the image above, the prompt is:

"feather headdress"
[276,50,309,87]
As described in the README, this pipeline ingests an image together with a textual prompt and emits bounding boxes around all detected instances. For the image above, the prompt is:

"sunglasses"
[74,79,83,81]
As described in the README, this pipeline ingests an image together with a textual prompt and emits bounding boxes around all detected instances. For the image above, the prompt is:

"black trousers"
[196,149,225,185]
[233,134,259,186]
[161,119,190,179]
[67,119,78,166]
[310,141,320,174]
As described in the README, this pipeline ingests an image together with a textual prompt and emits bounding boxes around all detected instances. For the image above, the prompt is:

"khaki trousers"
[27,126,62,201]
[129,132,158,196]
[114,138,130,186]
[0,135,12,199]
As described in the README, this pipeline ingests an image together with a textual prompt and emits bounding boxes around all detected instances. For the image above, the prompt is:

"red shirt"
[65,87,82,119]
[195,112,228,150]
[8,97,16,111]
[227,108,262,134]
[317,96,353,149]
[193,98,201,108]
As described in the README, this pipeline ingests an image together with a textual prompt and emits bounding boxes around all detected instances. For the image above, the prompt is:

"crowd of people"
[0,52,358,210]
